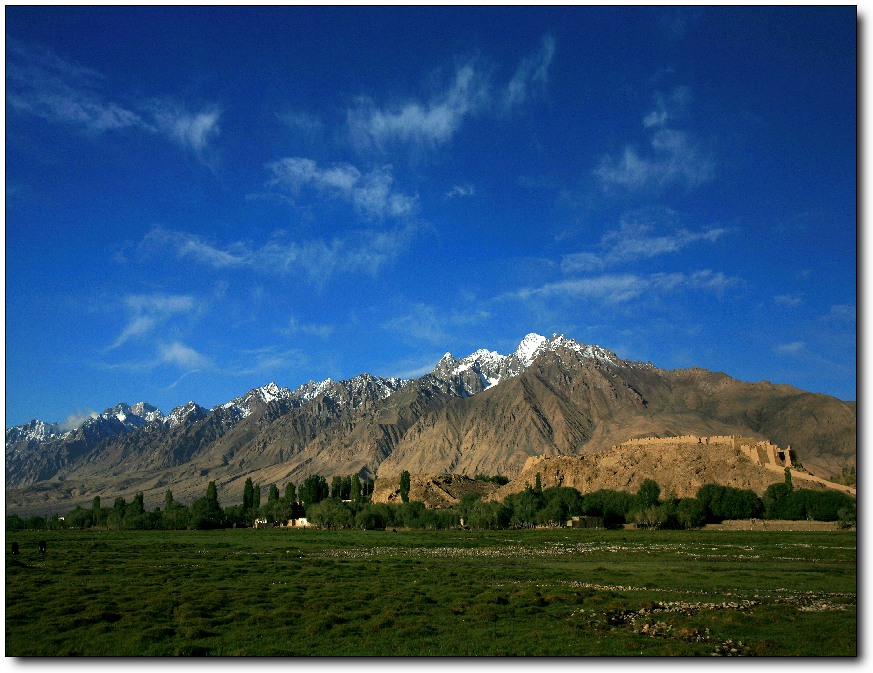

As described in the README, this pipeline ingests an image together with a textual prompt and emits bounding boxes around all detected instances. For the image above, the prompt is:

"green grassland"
[5,528,856,656]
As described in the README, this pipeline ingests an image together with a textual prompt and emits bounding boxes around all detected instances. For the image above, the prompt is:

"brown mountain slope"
[377,372,595,479]
[376,355,855,483]
[5,336,856,518]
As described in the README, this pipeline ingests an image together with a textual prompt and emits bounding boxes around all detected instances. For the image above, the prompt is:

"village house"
[566,515,605,529]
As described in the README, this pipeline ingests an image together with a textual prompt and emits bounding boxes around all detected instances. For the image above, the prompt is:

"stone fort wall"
[615,435,795,470]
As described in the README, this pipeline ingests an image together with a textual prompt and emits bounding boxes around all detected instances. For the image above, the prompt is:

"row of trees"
[7,473,377,532]
[7,469,855,532]
[305,470,856,531]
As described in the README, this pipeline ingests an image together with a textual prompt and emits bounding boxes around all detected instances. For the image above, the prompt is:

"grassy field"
[5,527,856,656]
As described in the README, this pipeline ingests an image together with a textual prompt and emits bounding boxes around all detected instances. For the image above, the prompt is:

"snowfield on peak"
[513,333,548,367]
[428,332,644,399]
[165,402,208,429]
[219,382,296,419]
[293,378,335,403]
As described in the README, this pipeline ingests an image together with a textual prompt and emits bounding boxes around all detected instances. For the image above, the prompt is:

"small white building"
[289,517,310,528]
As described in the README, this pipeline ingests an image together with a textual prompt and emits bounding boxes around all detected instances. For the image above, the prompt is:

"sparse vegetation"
[834,465,856,486]
[474,473,510,485]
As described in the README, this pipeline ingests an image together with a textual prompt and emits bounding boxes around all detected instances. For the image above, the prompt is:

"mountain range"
[5,333,856,517]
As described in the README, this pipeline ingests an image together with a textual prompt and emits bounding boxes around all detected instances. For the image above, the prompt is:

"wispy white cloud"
[560,252,605,274]
[278,109,325,137]
[773,294,803,307]
[278,317,334,339]
[602,218,726,262]
[821,304,855,323]
[508,270,740,305]
[560,212,729,273]
[97,338,211,376]
[595,129,714,191]
[510,274,660,304]
[595,86,713,191]
[348,35,554,150]
[232,345,309,376]
[157,341,211,369]
[446,184,475,199]
[8,42,220,155]
[149,102,221,154]
[143,225,415,281]
[348,63,490,150]
[502,35,555,110]
[165,369,202,390]
[6,42,149,133]
[773,341,806,355]
[389,358,444,380]
[267,158,418,220]
[58,409,99,432]
[109,293,197,350]
[687,269,739,292]
[659,8,703,40]
[383,303,491,345]
[642,86,692,129]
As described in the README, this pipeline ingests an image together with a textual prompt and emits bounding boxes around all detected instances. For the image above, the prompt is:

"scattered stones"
[711,639,755,656]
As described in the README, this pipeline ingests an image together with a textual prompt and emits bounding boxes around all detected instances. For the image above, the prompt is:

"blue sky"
[4,6,857,428]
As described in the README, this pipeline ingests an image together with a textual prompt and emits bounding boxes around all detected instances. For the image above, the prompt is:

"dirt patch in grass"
[704,520,842,531]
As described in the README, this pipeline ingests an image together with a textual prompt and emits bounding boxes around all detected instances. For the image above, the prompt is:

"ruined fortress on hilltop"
[615,435,796,470]
[517,432,854,498]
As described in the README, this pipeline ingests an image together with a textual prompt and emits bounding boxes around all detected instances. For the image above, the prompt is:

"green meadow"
[5,528,856,656]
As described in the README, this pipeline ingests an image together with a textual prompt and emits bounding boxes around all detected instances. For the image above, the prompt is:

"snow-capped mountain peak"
[166,401,208,428]
[128,402,163,423]
[99,402,163,428]
[5,401,169,448]
[6,330,652,451]
[5,419,66,445]
[513,333,548,367]
[426,332,641,399]
[218,382,296,420]
[293,378,336,403]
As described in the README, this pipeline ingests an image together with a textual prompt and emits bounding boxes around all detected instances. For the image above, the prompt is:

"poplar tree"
[243,477,254,511]
[350,474,362,503]
[331,475,344,499]
[400,471,411,503]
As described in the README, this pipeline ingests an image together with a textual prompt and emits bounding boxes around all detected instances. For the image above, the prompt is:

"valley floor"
[5,527,856,656]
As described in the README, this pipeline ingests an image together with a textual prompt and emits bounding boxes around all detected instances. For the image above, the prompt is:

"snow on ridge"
[294,377,335,402]
[514,333,548,367]
[427,331,648,400]
[7,332,654,450]
[166,401,207,428]
[5,419,65,445]
[452,348,504,375]
[6,402,167,448]
[256,381,285,403]
[547,334,620,365]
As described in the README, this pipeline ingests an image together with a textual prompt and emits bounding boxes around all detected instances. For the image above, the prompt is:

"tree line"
[6,468,855,532]
[6,473,375,532]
